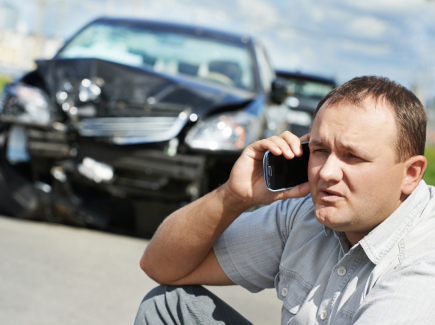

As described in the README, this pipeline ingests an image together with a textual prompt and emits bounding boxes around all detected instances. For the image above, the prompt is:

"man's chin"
[314,207,348,230]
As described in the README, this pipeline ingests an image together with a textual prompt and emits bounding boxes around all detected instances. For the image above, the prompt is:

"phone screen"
[263,142,310,191]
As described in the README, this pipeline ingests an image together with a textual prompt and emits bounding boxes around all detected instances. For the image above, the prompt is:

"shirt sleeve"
[352,257,435,324]
[213,195,313,293]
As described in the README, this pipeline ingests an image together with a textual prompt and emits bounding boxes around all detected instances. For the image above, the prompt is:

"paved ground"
[0,216,282,324]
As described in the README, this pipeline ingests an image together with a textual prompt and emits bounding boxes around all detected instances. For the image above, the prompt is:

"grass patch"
[424,145,435,186]
[0,75,12,92]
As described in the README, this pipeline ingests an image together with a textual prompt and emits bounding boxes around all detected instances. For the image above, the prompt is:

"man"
[135,76,433,324]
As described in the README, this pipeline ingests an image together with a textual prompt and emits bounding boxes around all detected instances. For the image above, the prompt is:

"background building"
[0,2,18,31]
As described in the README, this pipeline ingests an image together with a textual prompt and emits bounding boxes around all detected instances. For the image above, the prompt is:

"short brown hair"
[314,76,427,162]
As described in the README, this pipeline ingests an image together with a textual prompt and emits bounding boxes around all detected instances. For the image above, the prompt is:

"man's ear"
[401,155,427,195]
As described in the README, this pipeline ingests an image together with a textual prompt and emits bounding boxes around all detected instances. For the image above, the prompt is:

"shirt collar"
[323,227,352,254]
[359,180,431,265]
[323,226,333,236]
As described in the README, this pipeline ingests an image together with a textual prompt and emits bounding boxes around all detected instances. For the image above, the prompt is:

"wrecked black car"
[0,18,290,235]
[276,70,336,137]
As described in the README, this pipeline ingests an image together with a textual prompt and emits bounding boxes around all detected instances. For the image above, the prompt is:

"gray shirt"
[214,180,435,324]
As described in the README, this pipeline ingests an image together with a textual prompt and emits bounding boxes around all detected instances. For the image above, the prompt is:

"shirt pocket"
[335,309,355,325]
[275,266,312,316]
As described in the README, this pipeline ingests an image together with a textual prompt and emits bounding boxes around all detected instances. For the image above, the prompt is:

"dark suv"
[276,70,336,137]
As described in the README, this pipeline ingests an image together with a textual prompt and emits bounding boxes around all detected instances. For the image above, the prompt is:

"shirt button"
[281,288,288,297]
[320,310,328,320]
[337,266,347,277]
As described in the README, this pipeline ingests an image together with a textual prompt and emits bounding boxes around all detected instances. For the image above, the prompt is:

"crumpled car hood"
[36,58,256,119]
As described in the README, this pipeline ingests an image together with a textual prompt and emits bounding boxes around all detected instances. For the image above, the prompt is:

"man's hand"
[222,131,311,211]
[141,131,311,286]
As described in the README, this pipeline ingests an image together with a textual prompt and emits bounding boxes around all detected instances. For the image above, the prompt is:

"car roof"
[93,17,252,46]
[275,69,336,86]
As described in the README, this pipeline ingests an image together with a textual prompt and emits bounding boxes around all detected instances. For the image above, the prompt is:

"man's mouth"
[319,189,343,201]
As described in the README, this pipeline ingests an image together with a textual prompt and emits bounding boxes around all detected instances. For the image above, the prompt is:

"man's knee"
[134,285,252,325]
[135,285,207,325]
[143,284,171,300]
[141,284,208,306]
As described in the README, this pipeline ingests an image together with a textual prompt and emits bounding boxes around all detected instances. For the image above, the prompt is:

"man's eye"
[348,153,362,160]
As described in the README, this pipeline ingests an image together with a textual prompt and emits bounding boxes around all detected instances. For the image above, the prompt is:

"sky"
[4,0,435,104]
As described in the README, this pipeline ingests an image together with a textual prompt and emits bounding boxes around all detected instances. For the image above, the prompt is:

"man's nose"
[319,153,343,183]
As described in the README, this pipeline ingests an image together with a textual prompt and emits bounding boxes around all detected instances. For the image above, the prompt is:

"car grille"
[77,113,189,145]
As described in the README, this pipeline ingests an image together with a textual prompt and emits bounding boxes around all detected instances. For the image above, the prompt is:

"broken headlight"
[185,111,258,151]
[56,78,102,117]
[0,83,52,125]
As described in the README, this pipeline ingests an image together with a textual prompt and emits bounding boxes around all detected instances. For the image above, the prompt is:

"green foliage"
[424,145,435,186]
[0,75,12,93]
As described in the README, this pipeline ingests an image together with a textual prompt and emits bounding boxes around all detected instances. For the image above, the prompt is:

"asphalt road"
[0,216,282,324]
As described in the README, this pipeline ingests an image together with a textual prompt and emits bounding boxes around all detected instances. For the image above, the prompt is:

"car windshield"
[284,78,335,99]
[58,22,254,91]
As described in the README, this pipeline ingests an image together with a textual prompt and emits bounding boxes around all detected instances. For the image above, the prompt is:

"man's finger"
[268,135,296,159]
[299,133,311,143]
[274,182,310,201]
[248,138,282,158]
[280,131,303,157]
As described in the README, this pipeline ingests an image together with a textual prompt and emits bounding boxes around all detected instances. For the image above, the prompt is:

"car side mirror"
[270,78,291,104]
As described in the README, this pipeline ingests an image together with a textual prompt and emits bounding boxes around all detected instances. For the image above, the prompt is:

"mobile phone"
[263,142,310,191]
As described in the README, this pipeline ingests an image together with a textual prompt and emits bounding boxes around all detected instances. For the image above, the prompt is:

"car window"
[283,78,335,99]
[58,22,254,91]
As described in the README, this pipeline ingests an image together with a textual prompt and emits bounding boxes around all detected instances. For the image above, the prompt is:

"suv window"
[283,78,335,99]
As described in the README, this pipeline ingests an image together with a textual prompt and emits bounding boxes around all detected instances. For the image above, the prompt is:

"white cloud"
[327,6,352,21]
[348,16,388,38]
[311,6,325,22]
[237,0,280,28]
[342,0,425,15]
[270,50,303,70]
[302,46,315,58]
[340,39,392,56]
[276,28,298,40]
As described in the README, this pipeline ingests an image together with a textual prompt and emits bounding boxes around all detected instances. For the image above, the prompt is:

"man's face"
[308,98,407,241]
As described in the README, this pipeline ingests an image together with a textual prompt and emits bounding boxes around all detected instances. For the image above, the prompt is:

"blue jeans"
[134,285,252,325]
